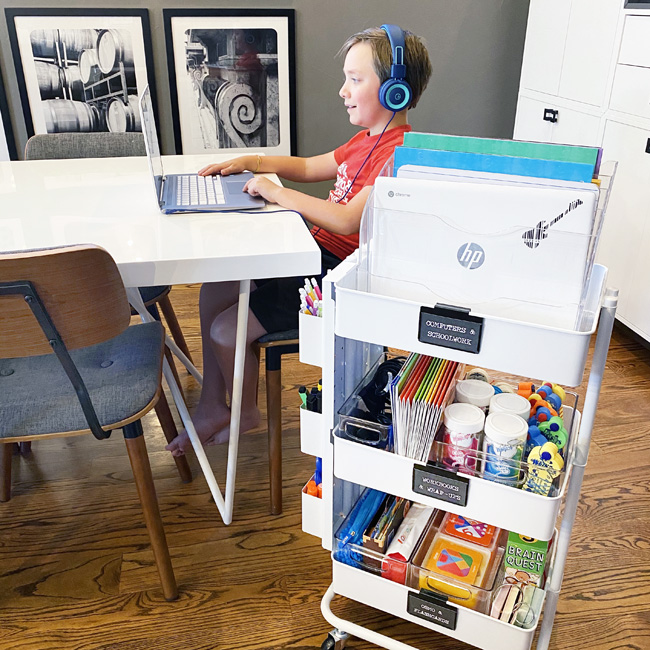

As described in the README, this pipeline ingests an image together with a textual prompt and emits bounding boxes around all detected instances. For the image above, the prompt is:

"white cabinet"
[519,0,620,107]
[515,3,650,342]
[598,118,650,338]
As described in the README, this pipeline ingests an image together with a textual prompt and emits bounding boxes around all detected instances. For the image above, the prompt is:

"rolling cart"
[299,163,617,650]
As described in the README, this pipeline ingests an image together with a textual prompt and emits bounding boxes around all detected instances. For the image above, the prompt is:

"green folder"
[403,132,601,169]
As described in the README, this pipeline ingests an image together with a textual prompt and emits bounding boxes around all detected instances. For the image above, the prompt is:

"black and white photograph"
[164,9,296,155]
[0,73,17,161]
[6,9,155,137]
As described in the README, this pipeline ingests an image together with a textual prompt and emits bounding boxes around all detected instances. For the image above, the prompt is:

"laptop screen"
[139,85,164,201]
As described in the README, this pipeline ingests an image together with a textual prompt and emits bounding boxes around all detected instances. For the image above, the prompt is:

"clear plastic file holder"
[356,159,617,332]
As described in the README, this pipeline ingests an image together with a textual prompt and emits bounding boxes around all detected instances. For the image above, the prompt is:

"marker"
[311,277,322,300]
[298,386,307,407]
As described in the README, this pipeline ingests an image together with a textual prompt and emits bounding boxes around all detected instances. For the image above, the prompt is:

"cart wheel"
[321,636,335,650]
[321,629,349,650]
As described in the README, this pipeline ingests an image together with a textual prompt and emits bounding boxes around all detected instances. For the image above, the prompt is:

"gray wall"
[0,0,530,185]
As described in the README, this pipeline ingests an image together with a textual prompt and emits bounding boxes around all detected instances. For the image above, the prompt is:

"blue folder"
[393,146,596,183]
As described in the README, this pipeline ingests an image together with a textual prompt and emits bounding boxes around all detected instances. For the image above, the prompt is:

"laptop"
[138,85,265,213]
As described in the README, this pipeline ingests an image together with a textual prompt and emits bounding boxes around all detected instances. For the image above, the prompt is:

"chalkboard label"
[407,590,458,630]
[418,304,483,354]
[413,463,469,507]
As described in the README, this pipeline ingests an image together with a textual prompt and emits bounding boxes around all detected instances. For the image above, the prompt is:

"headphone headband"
[378,24,412,111]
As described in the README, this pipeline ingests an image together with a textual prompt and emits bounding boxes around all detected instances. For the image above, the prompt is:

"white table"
[0,153,320,524]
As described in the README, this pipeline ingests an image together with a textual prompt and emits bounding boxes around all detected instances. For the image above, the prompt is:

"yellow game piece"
[523,442,564,496]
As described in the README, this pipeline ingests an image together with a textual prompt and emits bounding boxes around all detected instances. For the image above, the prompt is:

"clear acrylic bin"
[355,160,616,332]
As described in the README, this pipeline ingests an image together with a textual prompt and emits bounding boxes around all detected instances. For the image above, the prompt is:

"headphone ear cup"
[379,79,412,111]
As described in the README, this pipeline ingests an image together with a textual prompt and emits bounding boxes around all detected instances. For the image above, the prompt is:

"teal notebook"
[392,146,596,183]
[403,132,601,171]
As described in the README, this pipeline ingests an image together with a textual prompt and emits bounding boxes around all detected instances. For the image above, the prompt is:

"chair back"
[24,132,146,160]
[0,245,131,358]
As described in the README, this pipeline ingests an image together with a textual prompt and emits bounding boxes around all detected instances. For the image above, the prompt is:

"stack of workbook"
[362,133,606,330]
[390,353,460,462]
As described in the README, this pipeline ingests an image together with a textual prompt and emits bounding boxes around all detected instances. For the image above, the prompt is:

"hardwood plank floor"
[1,284,649,650]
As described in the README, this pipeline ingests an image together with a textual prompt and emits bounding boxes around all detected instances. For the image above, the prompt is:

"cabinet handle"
[543,108,559,123]
[646,138,650,154]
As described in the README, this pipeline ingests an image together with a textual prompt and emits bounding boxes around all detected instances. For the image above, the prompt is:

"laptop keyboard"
[176,174,225,206]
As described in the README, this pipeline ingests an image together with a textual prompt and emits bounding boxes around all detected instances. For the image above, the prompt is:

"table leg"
[126,288,228,520]
[223,279,251,525]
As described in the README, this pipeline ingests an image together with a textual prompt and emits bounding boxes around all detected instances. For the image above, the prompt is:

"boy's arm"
[199,152,338,184]
[244,176,371,237]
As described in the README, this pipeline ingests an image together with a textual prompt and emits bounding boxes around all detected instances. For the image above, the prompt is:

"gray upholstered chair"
[0,244,177,600]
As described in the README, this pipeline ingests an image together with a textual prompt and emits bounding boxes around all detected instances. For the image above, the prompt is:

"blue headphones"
[378,24,412,112]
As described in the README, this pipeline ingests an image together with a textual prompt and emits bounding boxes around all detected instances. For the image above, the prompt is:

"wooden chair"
[256,330,299,515]
[22,133,193,481]
[0,244,177,600]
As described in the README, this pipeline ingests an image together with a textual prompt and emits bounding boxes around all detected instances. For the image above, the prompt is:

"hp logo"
[457,242,485,270]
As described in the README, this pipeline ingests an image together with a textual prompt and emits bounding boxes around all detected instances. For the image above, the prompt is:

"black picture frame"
[0,71,18,160]
[5,8,157,138]
[163,8,296,155]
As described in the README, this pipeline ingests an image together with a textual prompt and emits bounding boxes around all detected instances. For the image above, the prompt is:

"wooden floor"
[1,284,649,650]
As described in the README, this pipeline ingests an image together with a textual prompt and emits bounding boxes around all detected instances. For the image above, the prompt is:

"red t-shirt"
[313,124,411,260]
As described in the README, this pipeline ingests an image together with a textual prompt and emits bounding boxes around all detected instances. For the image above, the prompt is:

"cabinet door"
[519,0,572,96]
[559,0,621,107]
[514,95,601,146]
[597,119,650,337]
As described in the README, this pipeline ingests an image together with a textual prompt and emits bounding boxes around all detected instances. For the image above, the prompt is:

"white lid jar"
[483,412,528,482]
[455,379,494,411]
[488,392,531,421]
[441,403,484,470]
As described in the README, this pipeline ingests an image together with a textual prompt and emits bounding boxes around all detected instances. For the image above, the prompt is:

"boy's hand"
[243,176,281,203]
[198,156,253,177]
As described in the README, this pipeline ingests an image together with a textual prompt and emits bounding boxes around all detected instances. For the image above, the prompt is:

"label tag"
[407,590,458,630]
[413,463,469,507]
[418,304,483,354]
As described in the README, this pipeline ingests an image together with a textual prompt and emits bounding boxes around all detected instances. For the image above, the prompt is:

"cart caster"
[321,628,349,650]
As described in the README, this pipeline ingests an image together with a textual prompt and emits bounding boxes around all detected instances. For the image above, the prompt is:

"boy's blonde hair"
[339,26,432,110]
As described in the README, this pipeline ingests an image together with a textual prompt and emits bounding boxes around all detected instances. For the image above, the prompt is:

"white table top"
[0,154,320,287]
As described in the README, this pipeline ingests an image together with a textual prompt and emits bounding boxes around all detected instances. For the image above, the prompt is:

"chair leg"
[123,420,178,601]
[158,294,195,366]
[266,367,283,515]
[154,393,192,484]
[1,443,12,502]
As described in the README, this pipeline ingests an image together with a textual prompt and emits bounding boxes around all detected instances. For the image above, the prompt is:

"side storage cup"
[302,475,322,538]
[300,405,323,457]
[299,311,323,367]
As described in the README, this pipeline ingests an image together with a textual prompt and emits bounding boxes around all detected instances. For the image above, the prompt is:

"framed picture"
[163,9,296,155]
[0,72,18,161]
[5,8,156,137]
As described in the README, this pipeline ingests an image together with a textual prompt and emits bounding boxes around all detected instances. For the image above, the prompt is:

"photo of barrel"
[29,27,140,133]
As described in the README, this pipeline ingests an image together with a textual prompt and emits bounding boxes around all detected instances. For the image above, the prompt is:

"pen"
[299,386,307,407]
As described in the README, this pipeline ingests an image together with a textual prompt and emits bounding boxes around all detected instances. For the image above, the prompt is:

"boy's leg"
[208,302,267,444]
[166,280,249,456]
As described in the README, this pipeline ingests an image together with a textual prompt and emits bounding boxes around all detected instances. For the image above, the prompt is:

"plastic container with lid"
[488,392,531,421]
[440,402,484,471]
[482,412,528,485]
[455,379,494,412]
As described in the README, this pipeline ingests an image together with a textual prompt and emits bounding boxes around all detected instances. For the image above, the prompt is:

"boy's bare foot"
[165,407,262,457]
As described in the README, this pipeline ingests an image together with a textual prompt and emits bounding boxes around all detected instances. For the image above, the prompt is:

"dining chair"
[256,330,299,515]
[22,133,193,482]
[0,244,177,600]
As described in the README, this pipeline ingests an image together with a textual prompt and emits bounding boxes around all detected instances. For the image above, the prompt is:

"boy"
[167,25,432,456]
